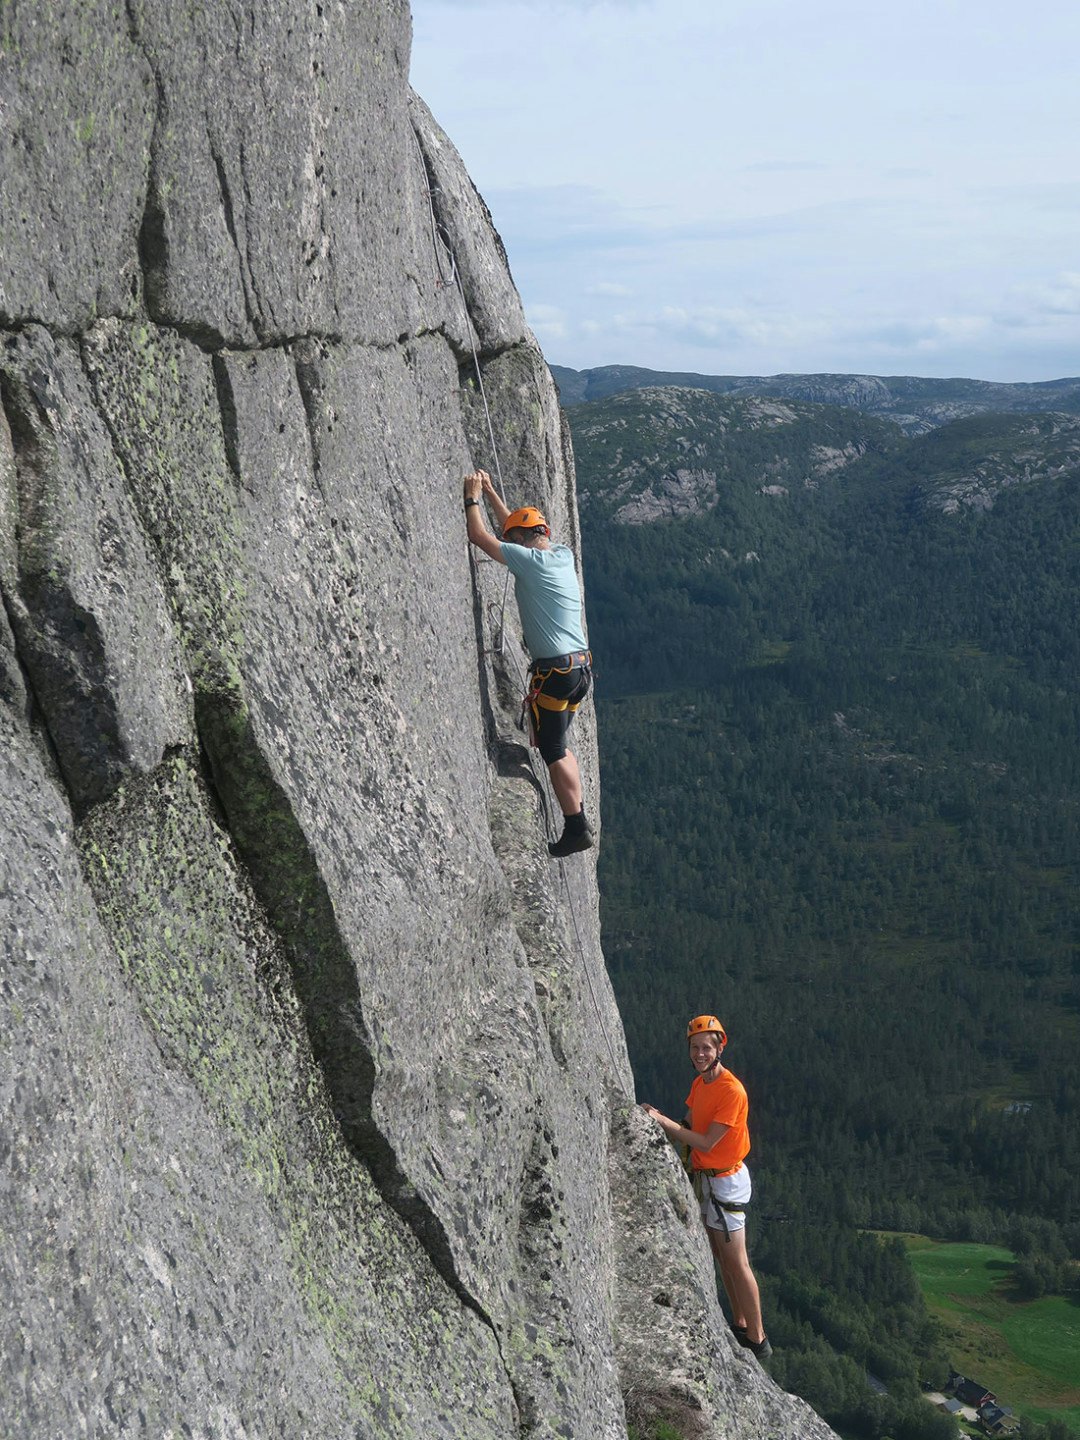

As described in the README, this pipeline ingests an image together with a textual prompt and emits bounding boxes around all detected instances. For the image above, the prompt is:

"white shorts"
[698,1164,752,1235]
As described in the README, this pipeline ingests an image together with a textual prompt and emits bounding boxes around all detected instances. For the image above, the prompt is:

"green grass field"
[898,1236,1080,1431]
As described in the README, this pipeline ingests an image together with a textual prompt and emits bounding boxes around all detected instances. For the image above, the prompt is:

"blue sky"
[409,0,1080,382]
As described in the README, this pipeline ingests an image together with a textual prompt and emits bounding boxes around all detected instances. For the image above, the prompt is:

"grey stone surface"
[0,326,190,811]
[0,0,155,330]
[127,0,454,348]
[411,91,529,355]
[0,401,28,718]
[1,718,514,1440]
[610,1109,837,1440]
[0,4,839,1438]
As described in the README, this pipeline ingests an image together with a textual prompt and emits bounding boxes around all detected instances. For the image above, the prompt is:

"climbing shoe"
[730,1323,748,1342]
[548,824,594,858]
[742,1334,773,1361]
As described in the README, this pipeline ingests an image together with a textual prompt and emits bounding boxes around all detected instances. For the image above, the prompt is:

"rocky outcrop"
[614,468,721,524]
[572,386,896,528]
[913,415,1080,513]
[1,5,835,1438]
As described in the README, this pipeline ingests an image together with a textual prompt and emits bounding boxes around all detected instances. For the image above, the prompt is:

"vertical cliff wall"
[0,4,835,1438]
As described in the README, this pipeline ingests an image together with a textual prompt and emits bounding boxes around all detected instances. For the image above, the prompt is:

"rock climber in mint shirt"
[463,468,593,858]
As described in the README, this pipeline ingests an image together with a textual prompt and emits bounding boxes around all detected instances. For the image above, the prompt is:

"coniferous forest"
[567,383,1080,1440]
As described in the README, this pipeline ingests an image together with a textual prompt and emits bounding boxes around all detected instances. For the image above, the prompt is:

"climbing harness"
[522,651,593,748]
[693,1167,746,1244]
[413,130,630,1100]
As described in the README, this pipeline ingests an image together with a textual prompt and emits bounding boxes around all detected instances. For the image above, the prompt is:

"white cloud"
[412,0,1080,381]
[1023,272,1080,317]
[527,302,569,341]
[988,272,1080,337]
[740,161,830,175]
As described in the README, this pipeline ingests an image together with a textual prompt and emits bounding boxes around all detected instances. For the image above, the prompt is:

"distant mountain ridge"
[551,363,1080,434]
[567,384,1080,525]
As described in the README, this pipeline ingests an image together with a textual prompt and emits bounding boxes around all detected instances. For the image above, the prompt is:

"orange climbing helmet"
[502,506,550,538]
[687,1014,727,1044]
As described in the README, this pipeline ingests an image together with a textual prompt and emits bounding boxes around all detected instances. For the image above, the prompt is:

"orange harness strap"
[522,654,591,746]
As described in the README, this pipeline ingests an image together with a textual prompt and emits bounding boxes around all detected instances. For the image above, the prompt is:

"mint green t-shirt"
[499,542,587,660]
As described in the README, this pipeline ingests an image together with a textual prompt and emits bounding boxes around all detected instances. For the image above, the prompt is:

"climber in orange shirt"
[642,1015,771,1361]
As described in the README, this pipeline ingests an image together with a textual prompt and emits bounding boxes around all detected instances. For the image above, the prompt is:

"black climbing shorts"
[529,657,591,765]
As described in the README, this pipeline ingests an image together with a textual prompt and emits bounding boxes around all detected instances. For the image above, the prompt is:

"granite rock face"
[1,5,836,1438]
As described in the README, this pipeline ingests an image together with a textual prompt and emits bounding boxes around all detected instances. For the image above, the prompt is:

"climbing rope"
[448,256,515,654]
[510,648,630,1095]
[413,129,630,1100]
[412,132,514,652]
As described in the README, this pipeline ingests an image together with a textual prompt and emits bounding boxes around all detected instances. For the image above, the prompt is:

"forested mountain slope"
[571,384,1080,1438]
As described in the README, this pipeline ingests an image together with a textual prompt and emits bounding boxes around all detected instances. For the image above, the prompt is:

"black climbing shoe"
[548,825,594,858]
[730,1323,748,1342]
[742,1334,773,1361]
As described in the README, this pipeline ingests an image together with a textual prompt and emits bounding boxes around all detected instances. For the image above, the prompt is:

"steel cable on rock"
[413,132,514,651]
[501,644,629,1094]
[414,132,631,1098]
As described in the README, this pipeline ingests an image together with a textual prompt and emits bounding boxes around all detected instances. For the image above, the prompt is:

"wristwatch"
[464,498,480,510]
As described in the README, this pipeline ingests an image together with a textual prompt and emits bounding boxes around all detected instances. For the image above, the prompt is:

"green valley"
[902,1236,1080,1432]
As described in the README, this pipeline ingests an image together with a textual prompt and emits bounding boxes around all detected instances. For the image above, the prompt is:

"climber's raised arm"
[463,470,505,562]
[479,469,511,531]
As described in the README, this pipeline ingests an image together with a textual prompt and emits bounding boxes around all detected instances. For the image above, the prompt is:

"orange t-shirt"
[685,1067,751,1173]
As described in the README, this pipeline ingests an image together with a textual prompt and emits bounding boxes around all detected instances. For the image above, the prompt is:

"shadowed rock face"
[0,5,836,1439]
